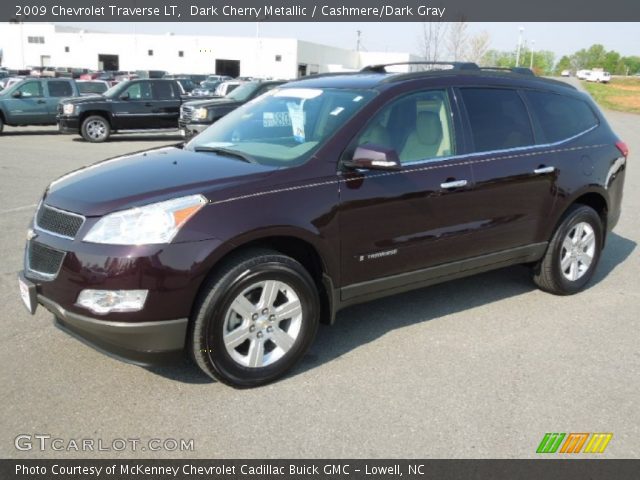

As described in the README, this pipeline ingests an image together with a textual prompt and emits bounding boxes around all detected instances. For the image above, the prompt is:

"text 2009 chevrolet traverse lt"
[20,63,627,387]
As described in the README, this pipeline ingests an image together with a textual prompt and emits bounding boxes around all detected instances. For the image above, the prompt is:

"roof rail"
[361,61,480,73]
[480,67,535,76]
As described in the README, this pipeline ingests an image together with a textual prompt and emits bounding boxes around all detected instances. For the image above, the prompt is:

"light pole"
[529,40,535,70]
[515,26,524,67]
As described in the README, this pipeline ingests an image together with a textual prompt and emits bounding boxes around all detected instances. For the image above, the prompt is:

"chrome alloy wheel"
[86,120,107,140]
[223,280,302,368]
[560,221,596,281]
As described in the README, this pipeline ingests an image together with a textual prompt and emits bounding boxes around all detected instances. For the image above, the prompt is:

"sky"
[55,22,640,59]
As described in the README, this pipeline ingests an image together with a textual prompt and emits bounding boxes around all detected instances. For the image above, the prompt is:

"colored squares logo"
[537,433,612,454]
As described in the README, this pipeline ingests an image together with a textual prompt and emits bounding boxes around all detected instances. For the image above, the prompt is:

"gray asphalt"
[1,94,638,459]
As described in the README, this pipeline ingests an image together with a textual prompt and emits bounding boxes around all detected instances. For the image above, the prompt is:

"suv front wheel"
[81,115,111,142]
[190,249,320,388]
[533,204,603,295]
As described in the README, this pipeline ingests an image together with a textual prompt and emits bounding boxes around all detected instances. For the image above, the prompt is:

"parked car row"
[0,75,286,141]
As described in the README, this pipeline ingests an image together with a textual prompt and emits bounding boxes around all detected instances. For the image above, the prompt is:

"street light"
[530,40,535,70]
[515,26,524,67]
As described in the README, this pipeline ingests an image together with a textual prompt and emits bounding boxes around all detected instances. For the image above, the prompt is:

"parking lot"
[1,100,639,458]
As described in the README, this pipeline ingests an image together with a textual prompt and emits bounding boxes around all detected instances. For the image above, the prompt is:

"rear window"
[524,91,598,144]
[460,88,534,152]
[48,81,73,97]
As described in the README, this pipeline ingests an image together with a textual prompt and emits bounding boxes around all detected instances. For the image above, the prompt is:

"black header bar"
[4,0,640,22]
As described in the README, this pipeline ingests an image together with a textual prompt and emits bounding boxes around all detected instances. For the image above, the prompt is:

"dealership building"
[0,23,421,78]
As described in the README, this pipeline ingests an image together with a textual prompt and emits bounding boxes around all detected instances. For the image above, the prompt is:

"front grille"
[27,242,65,279]
[180,105,194,121]
[36,204,84,239]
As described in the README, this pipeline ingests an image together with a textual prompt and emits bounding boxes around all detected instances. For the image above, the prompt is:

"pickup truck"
[179,80,284,137]
[0,77,79,134]
[57,78,186,142]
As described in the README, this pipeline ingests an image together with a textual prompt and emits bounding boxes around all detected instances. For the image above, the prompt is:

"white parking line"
[0,204,37,214]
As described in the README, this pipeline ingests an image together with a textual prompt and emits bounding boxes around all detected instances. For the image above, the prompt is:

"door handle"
[534,166,555,174]
[144,102,153,107]
[440,179,468,189]
[37,100,46,104]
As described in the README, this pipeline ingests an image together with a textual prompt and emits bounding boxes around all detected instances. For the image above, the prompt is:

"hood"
[61,95,107,105]
[184,97,240,109]
[44,146,277,216]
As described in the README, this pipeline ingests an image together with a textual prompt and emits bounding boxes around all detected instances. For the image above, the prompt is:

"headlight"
[77,289,148,314]
[62,103,75,115]
[194,107,209,120]
[83,194,207,245]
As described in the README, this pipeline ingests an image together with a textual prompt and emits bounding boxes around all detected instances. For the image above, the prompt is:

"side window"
[354,90,454,164]
[16,81,43,98]
[123,82,152,100]
[524,91,598,144]
[153,81,178,100]
[48,81,73,97]
[460,88,534,152]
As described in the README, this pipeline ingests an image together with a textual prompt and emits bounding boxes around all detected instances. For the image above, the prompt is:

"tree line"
[417,23,639,76]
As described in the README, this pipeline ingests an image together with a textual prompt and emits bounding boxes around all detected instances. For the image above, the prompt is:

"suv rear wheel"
[190,249,320,388]
[533,205,603,295]
[81,115,111,142]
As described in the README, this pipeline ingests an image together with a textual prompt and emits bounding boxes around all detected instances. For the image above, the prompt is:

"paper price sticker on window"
[263,112,291,128]
[287,101,306,143]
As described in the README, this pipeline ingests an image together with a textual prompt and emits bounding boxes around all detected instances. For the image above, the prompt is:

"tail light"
[616,141,629,157]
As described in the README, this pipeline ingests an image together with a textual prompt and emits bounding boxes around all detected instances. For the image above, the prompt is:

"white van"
[586,71,611,83]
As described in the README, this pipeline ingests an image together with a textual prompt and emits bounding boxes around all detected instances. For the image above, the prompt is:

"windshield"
[103,81,129,98]
[199,81,219,90]
[186,87,375,167]
[225,82,261,102]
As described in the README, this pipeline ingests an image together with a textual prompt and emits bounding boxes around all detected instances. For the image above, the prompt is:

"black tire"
[190,249,320,388]
[81,115,110,142]
[533,205,603,295]
[0,116,4,134]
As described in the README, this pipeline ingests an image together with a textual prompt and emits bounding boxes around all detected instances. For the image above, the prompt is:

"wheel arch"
[552,188,609,246]
[196,230,337,326]
[79,110,113,129]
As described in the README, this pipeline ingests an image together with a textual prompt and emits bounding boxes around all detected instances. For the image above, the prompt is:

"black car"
[20,62,627,387]
[179,80,285,137]
[57,79,184,142]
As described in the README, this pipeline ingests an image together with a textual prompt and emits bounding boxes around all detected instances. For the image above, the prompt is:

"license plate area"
[18,273,38,315]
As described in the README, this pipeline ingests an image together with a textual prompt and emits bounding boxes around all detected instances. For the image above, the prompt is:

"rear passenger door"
[457,87,557,253]
[152,81,181,129]
[45,80,74,122]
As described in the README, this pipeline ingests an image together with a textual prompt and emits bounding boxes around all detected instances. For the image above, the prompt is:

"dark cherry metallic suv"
[19,63,628,387]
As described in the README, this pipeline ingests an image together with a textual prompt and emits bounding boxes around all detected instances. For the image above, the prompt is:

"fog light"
[76,289,148,314]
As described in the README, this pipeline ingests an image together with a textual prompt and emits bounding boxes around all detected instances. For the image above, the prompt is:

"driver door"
[338,89,477,300]
[111,81,155,129]
[5,80,47,125]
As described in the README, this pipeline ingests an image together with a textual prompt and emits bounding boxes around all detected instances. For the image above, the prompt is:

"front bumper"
[178,120,208,137]
[21,217,222,366]
[42,293,188,366]
[57,116,80,134]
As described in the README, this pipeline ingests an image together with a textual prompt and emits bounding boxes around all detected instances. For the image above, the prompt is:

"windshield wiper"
[193,146,256,163]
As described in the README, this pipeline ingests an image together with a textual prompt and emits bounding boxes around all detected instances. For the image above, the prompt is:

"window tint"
[461,88,534,152]
[154,81,177,99]
[17,81,43,98]
[48,81,73,97]
[355,90,454,164]
[524,91,598,143]
[123,82,152,100]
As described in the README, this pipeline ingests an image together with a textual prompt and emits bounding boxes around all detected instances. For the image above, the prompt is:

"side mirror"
[344,144,402,171]
[11,90,22,98]
[120,92,130,100]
